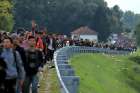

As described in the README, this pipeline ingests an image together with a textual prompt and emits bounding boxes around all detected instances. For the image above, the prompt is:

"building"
[71,26,98,42]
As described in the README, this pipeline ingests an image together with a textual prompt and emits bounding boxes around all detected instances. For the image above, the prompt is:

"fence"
[54,46,129,93]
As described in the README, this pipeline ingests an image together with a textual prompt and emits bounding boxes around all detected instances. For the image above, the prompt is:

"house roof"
[71,26,97,35]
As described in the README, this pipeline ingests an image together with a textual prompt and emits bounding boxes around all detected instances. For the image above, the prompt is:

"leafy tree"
[94,6,111,42]
[121,11,140,31]
[135,24,140,46]
[0,0,14,32]
[110,5,124,33]
[13,0,125,41]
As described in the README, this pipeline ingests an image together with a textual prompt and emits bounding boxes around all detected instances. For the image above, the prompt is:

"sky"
[105,0,140,14]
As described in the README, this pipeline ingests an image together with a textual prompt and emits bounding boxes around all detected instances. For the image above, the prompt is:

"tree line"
[0,0,140,42]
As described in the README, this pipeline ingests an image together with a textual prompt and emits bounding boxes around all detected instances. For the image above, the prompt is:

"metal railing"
[54,46,129,93]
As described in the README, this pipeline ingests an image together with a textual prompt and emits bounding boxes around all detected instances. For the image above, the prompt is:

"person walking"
[0,37,25,93]
[23,36,43,93]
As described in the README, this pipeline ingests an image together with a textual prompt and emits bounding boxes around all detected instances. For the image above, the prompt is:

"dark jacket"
[24,49,43,76]
[46,37,56,50]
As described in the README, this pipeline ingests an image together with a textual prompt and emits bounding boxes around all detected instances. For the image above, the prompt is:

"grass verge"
[70,53,140,93]
[39,66,60,93]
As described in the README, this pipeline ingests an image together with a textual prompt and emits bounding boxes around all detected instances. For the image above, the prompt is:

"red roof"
[71,26,97,35]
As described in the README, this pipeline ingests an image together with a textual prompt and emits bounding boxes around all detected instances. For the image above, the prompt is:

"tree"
[0,0,14,32]
[110,5,124,33]
[94,6,111,42]
[121,11,140,31]
[13,0,125,42]
[135,24,140,46]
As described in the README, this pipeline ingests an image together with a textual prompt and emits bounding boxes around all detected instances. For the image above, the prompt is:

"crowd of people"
[0,22,137,93]
[0,28,60,93]
[73,39,137,52]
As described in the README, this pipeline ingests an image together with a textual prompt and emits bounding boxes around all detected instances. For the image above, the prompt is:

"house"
[71,26,98,42]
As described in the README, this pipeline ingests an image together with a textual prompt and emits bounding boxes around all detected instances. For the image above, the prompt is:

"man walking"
[23,36,43,93]
[0,37,25,93]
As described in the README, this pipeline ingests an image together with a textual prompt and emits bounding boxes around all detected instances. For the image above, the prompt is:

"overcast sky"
[105,0,140,14]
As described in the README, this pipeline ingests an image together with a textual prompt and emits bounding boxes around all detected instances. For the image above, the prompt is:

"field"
[70,52,140,93]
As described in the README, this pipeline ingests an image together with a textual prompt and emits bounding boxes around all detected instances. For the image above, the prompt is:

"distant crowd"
[72,39,137,52]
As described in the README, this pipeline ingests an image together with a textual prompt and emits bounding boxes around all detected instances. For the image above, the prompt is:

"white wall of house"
[71,34,80,40]
[80,35,98,41]
[72,34,98,41]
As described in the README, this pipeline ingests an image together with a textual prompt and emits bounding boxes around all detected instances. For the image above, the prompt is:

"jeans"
[16,79,22,93]
[0,81,5,93]
[23,75,38,93]
[47,49,54,61]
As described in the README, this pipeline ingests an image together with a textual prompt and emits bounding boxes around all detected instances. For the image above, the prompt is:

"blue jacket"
[1,48,25,80]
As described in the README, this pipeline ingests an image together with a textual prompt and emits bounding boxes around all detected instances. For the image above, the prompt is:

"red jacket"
[35,37,44,50]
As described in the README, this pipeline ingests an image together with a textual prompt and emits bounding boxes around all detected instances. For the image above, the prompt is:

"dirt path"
[39,65,60,93]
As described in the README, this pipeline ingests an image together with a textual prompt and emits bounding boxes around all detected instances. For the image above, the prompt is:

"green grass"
[70,53,140,93]
[49,69,60,93]
[39,66,60,93]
